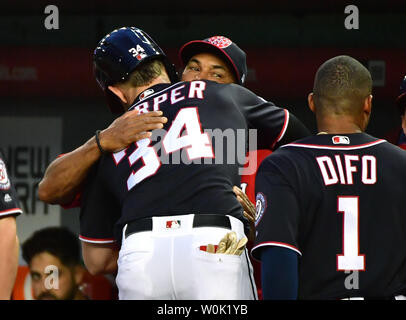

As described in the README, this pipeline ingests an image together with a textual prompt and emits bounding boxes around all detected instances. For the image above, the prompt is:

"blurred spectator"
[21,227,89,300]
[386,75,406,150]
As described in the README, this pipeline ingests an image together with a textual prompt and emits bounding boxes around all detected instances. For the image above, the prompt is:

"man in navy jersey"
[78,27,310,300]
[0,152,22,299]
[252,55,406,300]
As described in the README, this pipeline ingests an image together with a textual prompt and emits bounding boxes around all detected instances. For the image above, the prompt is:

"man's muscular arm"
[38,109,167,206]
[81,242,119,275]
[0,216,19,300]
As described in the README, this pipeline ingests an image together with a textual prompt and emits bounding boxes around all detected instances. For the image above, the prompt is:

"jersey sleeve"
[0,157,22,218]
[251,156,302,261]
[79,159,120,244]
[61,192,82,210]
[229,85,310,150]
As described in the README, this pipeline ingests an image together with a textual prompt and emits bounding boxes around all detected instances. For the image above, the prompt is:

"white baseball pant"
[115,214,257,300]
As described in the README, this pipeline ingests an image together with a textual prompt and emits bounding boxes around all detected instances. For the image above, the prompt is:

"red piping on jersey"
[277,109,289,143]
[79,235,116,243]
[0,207,22,216]
[271,109,289,149]
[251,241,302,259]
[281,139,386,150]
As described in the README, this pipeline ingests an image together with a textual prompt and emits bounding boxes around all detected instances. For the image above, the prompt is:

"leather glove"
[215,231,248,255]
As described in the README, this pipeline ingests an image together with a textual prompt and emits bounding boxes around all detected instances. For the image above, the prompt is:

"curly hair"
[22,227,81,267]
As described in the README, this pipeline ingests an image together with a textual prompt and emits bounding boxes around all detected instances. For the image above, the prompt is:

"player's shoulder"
[277,132,388,151]
[192,79,238,95]
[257,134,336,173]
[195,80,272,103]
[377,137,406,162]
[260,132,406,168]
[257,142,301,175]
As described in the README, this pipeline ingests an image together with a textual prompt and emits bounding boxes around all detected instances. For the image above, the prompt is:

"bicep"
[234,87,291,150]
[79,159,120,244]
[232,85,310,150]
[82,241,119,275]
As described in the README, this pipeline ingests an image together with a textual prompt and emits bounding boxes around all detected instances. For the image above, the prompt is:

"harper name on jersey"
[133,81,206,113]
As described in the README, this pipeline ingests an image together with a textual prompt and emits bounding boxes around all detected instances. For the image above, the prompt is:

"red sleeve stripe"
[79,235,116,244]
[0,208,22,217]
[277,109,289,142]
[251,241,302,256]
[271,109,289,149]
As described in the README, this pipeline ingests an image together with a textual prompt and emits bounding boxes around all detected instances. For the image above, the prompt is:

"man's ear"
[308,93,316,114]
[108,85,127,104]
[363,94,373,116]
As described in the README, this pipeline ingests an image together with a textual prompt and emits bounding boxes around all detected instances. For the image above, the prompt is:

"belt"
[125,214,232,239]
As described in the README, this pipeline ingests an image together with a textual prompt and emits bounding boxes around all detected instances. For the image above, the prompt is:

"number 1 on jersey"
[337,196,365,271]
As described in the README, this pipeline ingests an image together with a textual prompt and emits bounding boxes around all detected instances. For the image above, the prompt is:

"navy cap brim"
[178,40,241,84]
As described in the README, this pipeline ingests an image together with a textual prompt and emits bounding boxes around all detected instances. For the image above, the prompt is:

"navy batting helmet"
[396,75,406,114]
[93,27,179,114]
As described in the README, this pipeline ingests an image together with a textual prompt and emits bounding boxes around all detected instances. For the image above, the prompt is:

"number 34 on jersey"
[113,107,214,191]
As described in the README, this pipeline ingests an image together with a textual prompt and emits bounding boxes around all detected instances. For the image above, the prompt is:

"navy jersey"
[252,133,406,299]
[79,80,309,244]
[0,152,22,218]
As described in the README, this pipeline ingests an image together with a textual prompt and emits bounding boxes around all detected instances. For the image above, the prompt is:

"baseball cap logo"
[206,36,232,49]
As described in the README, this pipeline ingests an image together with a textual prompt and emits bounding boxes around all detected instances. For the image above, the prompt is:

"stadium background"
[0,0,405,265]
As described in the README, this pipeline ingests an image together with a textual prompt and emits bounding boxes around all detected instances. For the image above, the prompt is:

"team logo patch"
[255,192,267,227]
[139,89,154,101]
[166,220,181,229]
[4,194,11,203]
[206,36,232,49]
[332,135,350,145]
[0,159,10,190]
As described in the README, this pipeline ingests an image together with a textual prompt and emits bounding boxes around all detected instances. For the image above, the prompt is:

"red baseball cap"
[179,36,247,85]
